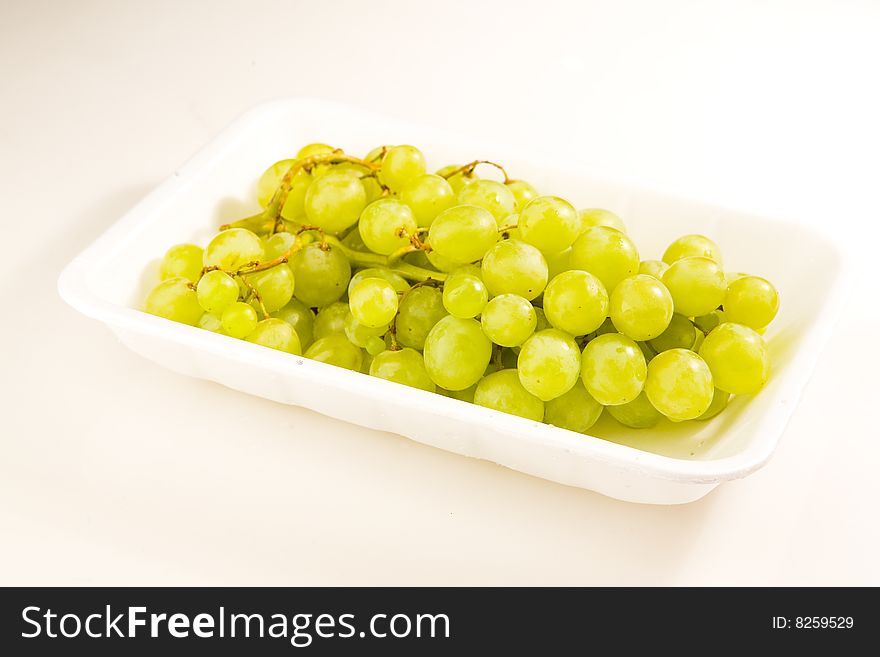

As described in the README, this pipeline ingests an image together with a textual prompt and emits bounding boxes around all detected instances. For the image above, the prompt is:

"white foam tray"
[58,99,848,504]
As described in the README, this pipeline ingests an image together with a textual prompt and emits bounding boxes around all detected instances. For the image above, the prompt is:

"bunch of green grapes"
[142,143,779,437]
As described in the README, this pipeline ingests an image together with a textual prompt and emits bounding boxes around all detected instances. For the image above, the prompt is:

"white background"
[2,0,878,585]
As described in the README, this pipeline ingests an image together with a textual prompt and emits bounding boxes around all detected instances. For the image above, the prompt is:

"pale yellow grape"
[349,278,398,328]
[241,265,295,313]
[693,310,724,335]
[272,298,315,349]
[506,180,538,212]
[609,274,674,341]
[343,312,388,348]
[399,173,456,226]
[570,225,640,293]
[395,285,447,350]
[648,313,697,352]
[639,259,669,280]
[724,276,779,329]
[246,318,302,355]
[480,240,548,300]
[365,336,386,357]
[379,145,426,191]
[305,334,364,371]
[263,232,296,260]
[481,294,537,347]
[578,208,626,234]
[696,388,731,421]
[644,349,714,421]
[290,242,351,307]
[474,369,545,422]
[442,273,488,319]
[221,301,258,338]
[423,316,493,390]
[606,391,663,429]
[196,270,239,315]
[580,333,647,406]
[303,172,367,234]
[256,159,294,208]
[159,244,203,282]
[457,179,516,224]
[425,249,462,272]
[663,234,723,265]
[279,170,314,221]
[542,270,608,336]
[545,247,571,281]
[348,268,410,296]
[699,322,770,394]
[544,382,603,433]
[203,228,264,270]
[144,277,203,326]
[436,164,475,194]
[197,312,222,332]
[358,198,417,255]
[661,256,727,318]
[313,302,349,340]
[517,329,581,401]
[427,205,498,264]
[518,196,580,254]
[297,143,334,159]
[369,348,436,392]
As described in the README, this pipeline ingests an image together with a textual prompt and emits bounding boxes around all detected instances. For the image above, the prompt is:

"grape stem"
[440,159,510,184]
[238,275,269,319]
[324,235,447,283]
[387,279,443,352]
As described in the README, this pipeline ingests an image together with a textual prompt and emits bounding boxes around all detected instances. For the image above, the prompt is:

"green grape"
[423,316,492,390]
[290,242,351,307]
[144,277,203,326]
[379,145,426,191]
[425,248,462,272]
[506,180,538,212]
[272,298,315,349]
[197,312,222,332]
[442,273,488,318]
[280,170,313,221]
[648,313,696,353]
[196,270,239,315]
[663,234,723,265]
[457,179,516,224]
[348,268,410,296]
[570,225,640,293]
[724,276,779,329]
[544,247,571,281]
[518,196,580,254]
[313,302,349,340]
[203,228,264,270]
[644,349,714,421]
[370,347,436,392]
[221,301,258,338]
[580,333,647,406]
[693,310,725,334]
[263,232,296,260]
[341,225,368,251]
[481,294,537,347]
[606,391,662,429]
[360,175,384,205]
[245,318,302,355]
[358,198,417,255]
[159,244,204,282]
[542,270,608,336]
[256,159,294,208]
[305,334,364,371]
[480,240,548,300]
[365,335,386,356]
[544,381,602,433]
[436,164,476,194]
[394,285,447,349]
[661,256,726,317]
[441,382,478,403]
[365,145,393,162]
[699,323,769,394]
[297,143,334,159]
[577,208,626,234]
[517,329,581,401]
[474,369,544,422]
[639,259,669,280]
[609,274,674,341]
[349,278,398,328]
[303,172,367,234]
[344,311,388,347]
[241,264,295,313]
[399,173,456,227]
[427,205,498,264]
[696,388,731,421]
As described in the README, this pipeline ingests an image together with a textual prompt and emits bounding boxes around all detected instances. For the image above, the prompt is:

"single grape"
[197,312,222,332]
[358,198,417,255]
[344,311,389,347]
[221,301,259,338]
[365,336,386,357]
[159,244,203,282]
[303,172,366,234]
[456,179,516,224]
[203,228,264,270]
[280,170,314,221]
[370,347,436,392]
[648,313,697,353]
[696,388,731,421]
[349,278,398,328]
[395,285,447,350]
[297,143,334,159]
[365,145,393,162]
[542,270,608,336]
[245,318,302,355]
[441,383,478,403]
[305,334,364,371]
[544,246,571,281]
[517,329,581,401]
[425,248,462,272]
[693,310,725,335]
[144,277,203,326]
[399,173,456,227]
[644,349,714,421]
[577,208,626,234]
[427,205,498,264]
[196,270,239,315]
[257,159,294,207]
[480,240,548,300]
[663,234,723,265]
[442,273,488,318]
[639,259,669,280]
[272,298,315,349]
[313,302,349,340]
[724,276,779,329]
[606,391,663,429]
[436,164,476,194]
[241,264,295,313]
[570,225,640,293]
[506,179,538,212]
[348,268,410,296]
[481,294,537,347]
[699,322,770,394]
[544,382,603,433]
[423,316,492,390]
[609,274,674,341]
[580,333,647,406]
[661,256,726,317]
[518,196,580,254]
[263,232,296,260]
[290,242,351,307]
[379,145,426,191]
[474,369,544,422]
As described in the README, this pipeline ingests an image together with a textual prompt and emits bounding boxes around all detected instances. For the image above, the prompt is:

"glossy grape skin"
[569,225,640,293]
[349,278,399,328]
[481,294,537,347]
[695,388,731,421]
[399,173,456,227]
[395,285,447,350]
[542,270,609,336]
[290,242,351,307]
[358,198,417,255]
[457,179,516,224]
[423,316,492,390]
[518,196,580,254]
[365,336,386,356]
[544,247,571,281]
[196,270,239,315]
[241,264,295,313]
[699,322,770,394]
[606,391,663,429]
[305,334,364,371]
[263,232,297,260]
[379,145,426,191]
[580,333,647,406]
[279,170,314,222]
[369,348,436,392]
[644,349,714,421]
[427,205,498,265]
[221,301,259,338]
[343,311,388,348]
[638,259,669,280]
[442,274,488,319]
[203,228,264,270]
[144,277,203,326]
[724,276,779,329]
[506,180,538,212]
[609,274,674,341]
[436,164,476,194]
[474,369,544,422]
[425,248,462,272]
[312,302,350,340]
[246,318,302,355]
[197,312,223,332]
[663,234,723,265]
[693,310,724,335]
[159,244,204,282]
[303,172,367,234]
[297,143,334,159]
[517,329,581,401]
[348,268,409,296]
[257,159,294,207]
[480,240,548,300]
[272,298,315,349]
[577,208,626,234]
[544,382,603,433]
[661,256,727,318]
[648,313,697,353]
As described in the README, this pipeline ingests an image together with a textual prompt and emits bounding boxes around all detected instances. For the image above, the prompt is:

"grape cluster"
[144,143,779,433]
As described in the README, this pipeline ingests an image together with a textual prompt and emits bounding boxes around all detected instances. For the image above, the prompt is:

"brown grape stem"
[440,159,510,184]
